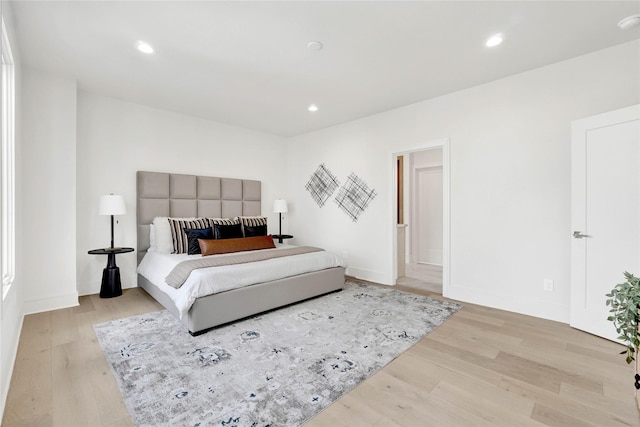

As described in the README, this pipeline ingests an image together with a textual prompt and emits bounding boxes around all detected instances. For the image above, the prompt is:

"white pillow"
[152,216,199,253]
[148,224,157,252]
[152,217,177,253]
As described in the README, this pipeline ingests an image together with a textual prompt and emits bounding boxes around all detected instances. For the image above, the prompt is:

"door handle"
[573,231,590,239]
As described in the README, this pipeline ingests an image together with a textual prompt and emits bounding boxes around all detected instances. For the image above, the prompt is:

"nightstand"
[272,234,293,244]
[88,247,134,298]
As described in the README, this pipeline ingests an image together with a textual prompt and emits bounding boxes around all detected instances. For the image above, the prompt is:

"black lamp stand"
[109,214,115,248]
[277,212,284,244]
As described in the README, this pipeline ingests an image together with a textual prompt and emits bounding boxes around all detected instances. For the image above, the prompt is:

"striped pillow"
[208,217,240,226]
[238,216,268,237]
[168,218,211,254]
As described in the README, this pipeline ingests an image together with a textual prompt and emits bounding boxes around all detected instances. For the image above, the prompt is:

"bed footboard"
[139,267,345,335]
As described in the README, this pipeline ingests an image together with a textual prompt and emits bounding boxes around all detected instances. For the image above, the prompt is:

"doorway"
[392,139,450,296]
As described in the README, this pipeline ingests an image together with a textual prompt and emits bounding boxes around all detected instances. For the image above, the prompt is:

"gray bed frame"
[136,171,345,335]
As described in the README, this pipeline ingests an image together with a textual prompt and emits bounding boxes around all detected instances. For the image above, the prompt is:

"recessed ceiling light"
[308,104,319,112]
[485,34,503,48]
[136,41,154,54]
[618,14,640,30]
[307,41,323,51]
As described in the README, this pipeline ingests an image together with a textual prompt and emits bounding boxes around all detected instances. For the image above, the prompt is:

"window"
[1,16,15,299]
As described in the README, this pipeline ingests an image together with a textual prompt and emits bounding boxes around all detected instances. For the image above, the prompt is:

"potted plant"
[605,271,640,410]
[606,271,640,364]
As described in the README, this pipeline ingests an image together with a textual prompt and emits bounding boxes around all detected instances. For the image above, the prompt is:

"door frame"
[390,138,450,296]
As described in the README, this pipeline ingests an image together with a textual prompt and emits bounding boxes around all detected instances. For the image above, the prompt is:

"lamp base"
[100,266,123,298]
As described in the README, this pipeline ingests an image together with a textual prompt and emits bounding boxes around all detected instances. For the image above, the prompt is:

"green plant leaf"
[605,272,640,365]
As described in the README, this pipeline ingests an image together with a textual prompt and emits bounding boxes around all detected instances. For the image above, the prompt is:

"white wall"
[8,29,640,326]
[286,40,640,323]
[21,67,79,314]
[76,92,288,295]
[0,1,22,419]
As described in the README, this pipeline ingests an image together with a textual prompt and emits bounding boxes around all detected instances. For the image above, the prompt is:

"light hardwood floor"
[396,276,442,294]
[2,285,638,426]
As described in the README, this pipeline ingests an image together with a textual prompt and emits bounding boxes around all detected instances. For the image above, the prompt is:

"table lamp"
[99,194,126,250]
[273,199,288,243]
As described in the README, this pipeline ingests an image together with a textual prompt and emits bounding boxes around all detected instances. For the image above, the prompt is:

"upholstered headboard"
[136,171,261,263]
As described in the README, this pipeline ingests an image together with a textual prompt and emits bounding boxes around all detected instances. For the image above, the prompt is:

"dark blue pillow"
[243,224,267,237]
[184,227,214,255]
[213,223,243,239]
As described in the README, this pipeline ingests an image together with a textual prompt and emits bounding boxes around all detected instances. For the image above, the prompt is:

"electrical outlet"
[543,279,554,291]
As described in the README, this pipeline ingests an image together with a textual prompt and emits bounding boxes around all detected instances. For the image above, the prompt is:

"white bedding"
[137,245,345,318]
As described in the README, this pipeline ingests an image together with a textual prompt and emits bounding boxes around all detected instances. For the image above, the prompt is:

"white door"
[570,105,640,341]
[416,166,443,265]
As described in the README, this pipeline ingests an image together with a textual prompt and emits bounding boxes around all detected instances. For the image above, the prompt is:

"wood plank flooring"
[2,285,638,426]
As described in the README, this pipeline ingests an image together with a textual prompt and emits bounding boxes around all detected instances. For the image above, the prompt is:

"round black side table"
[88,247,134,298]
[271,234,293,244]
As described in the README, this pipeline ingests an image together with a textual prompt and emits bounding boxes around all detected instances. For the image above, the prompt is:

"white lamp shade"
[99,194,126,215]
[273,199,288,213]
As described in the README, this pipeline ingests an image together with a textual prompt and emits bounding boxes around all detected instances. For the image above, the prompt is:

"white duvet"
[137,245,345,318]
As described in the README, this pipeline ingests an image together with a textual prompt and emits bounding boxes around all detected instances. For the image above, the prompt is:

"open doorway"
[392,139,450,296]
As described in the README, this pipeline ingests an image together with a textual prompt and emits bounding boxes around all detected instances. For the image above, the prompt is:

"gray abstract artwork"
[334,173,377,222]
[305,163,340,207]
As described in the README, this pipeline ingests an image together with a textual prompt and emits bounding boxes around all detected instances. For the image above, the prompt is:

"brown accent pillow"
[198,235,276,256]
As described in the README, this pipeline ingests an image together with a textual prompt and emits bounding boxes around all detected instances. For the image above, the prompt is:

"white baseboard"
[0,316,24,426]
[22,291,79,315]
[77,282,137,297]
[0,307,24,424]
[447,283,569,324]
[346,266,391,286]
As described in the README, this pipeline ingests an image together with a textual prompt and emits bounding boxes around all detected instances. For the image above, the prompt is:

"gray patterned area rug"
[94,280,461,427]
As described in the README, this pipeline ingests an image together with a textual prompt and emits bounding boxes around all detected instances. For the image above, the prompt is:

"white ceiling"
[10,1,640,137]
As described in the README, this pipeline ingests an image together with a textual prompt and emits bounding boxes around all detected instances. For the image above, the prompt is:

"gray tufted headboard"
[136,171,261,263]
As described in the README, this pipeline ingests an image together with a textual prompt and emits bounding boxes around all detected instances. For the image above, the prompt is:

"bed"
[136,171,346,335]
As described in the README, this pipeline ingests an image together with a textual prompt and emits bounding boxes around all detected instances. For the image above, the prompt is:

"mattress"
[137,245,346,318]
